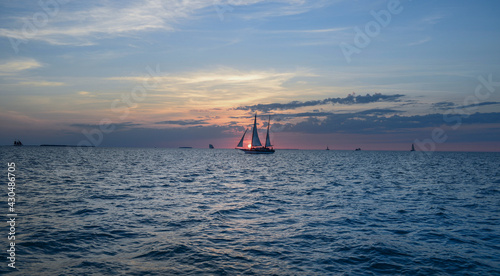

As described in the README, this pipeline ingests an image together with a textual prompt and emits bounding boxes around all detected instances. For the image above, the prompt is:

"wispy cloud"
[434,101,500,111]
[155,119,209,126]
[237,0,335,20]
[408,36,431,46]
[263,27,349,34]
[107,66,314,108]
[0,58,42,75]
[0,0,336,46]
[432,101,455,110]
[460,101,500,109]
[108,66,309,87]
[0,0,179,46]
[18,81,65,87]
[422,14,446,25]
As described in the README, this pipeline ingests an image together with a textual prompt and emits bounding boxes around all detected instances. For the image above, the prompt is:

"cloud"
[408,37,431,46]
[356,109,404,115]
[235,93,405,112]
[70,122,140,131]
[107,66,313,108]
[0,0,183,46]
[255,26,351,47]
[162,69,296,86]
[108,66,306,86]
[155,119,209,126]
[459,101,500,110]
[0,0,335,46]
[262,27,349,34]
[259,109,402,120]
[275,112,500,135]
[237,0,334,20]
[432,101,500,111]
[18,81,65,86]
[0,58,42,75]
[432,101,455,110]
[422,14,446,25]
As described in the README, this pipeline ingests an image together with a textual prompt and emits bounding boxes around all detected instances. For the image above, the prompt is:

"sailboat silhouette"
[236,114,275,154]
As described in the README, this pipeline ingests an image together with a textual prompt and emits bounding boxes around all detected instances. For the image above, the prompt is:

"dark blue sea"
[1,147,499,275]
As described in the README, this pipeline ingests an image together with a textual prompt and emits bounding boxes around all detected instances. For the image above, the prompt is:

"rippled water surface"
[1,147,499,275]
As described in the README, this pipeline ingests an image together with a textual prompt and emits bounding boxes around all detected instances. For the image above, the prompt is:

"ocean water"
[1,147,499,275]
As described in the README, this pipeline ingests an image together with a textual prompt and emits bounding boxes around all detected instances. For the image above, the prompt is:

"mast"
[251,114,262,147]
[236,129,247,148]
[265,115,272,148]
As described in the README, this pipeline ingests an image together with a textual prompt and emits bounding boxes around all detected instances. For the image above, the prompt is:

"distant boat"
[209,144,214,149]
[13,139,23,146]
[326,146,330,150]
[236,114,275,154]
[410,144,415,151]
[355,148,361,151]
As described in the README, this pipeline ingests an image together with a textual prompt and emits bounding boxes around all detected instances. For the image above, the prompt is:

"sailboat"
[410,144,415,151]
[13,139,23,146]
[236,114,275,154]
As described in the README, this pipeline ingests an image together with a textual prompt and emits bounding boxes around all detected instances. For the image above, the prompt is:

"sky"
[0,0,499,151]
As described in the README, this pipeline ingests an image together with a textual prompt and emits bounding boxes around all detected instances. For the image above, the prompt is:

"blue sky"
[0,0,499,151]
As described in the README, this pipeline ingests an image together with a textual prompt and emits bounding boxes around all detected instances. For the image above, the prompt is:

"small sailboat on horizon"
[236,114,275,154]
[410,144,415,151]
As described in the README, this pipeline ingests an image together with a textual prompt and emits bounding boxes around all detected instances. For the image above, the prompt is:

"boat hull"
[240,148,275,154]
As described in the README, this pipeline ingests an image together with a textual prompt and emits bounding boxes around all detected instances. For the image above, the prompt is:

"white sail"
[236,129,247,148]
[251,114,262,147]
[265,115,272,148]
